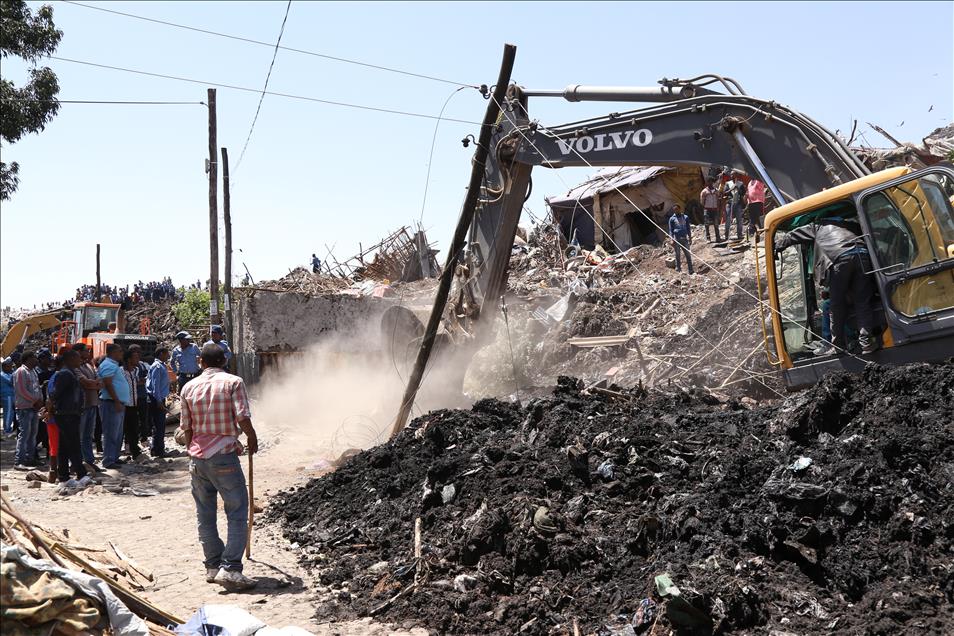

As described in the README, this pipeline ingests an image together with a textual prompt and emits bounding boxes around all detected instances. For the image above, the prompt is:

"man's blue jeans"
[14,409,39,465]
[99,401,125,467]
[190,452,249,572]
[2,395,14,433]
[80,406,98,464]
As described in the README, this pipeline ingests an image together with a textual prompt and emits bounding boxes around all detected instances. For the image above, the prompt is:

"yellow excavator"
[1,311,62,358]
[1,302,157,361]
[428,75,954,390]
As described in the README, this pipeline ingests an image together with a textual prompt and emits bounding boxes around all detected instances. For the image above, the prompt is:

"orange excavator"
[1,302,157,361]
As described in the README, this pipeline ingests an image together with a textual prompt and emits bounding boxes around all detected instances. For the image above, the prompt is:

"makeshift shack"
[547,166,706,251]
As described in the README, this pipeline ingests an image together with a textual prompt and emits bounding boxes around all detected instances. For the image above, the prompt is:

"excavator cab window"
[77,306,119,337]
[860,168,954,317]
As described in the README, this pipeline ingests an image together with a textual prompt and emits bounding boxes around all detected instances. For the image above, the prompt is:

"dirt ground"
[0,420,425,635]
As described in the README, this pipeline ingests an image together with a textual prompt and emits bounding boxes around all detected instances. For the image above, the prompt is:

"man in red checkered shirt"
[180,343,259,592]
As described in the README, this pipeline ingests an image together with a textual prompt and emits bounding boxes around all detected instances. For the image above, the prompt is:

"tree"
[173,287,211,327]
[0,0,62,200]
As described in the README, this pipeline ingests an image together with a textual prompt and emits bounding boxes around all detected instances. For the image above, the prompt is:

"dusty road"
[0,424,423,635]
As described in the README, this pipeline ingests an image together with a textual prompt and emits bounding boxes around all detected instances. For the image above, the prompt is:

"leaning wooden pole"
[391,43,517,438]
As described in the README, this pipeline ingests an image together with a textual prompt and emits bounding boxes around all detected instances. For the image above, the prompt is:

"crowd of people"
[75,278,184,305]
[1,323,258,590]
[665,170,769,276]
[1,324,234,475]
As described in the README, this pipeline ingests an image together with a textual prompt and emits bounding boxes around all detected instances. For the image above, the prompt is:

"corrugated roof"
[546,166,672,207]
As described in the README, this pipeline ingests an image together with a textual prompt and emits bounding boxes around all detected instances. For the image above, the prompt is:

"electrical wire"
[59,0,479,88]
[490,95,787,398]
[419,86,470,223]
[233,0,292,175]
[1,98,205,105]
[49,56,485,125]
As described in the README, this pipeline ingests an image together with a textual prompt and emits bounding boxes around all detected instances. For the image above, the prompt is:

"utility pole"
[95,243,101,301]
[221,147,233,354]
[391,43,517,438]
[207,88,220,325]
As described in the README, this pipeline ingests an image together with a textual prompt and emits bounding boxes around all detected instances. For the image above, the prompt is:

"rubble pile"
[470,230,778,399]
[272,361,954,635]
[247,267,350,295]
[124,298,182,342]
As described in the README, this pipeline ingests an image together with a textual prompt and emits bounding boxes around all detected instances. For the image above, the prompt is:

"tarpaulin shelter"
[546,166,706,251]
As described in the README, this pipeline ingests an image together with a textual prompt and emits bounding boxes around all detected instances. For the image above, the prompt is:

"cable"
[419,86,469,223]
[491,95,787,398]
[1,98,204,105]
[59,0,479,88]
[49,56,484,125]
[232,0,292,175]
[514,102,871,368]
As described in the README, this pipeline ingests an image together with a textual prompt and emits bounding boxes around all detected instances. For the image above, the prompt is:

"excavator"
[1,302,157,361]
[444,75,953,389]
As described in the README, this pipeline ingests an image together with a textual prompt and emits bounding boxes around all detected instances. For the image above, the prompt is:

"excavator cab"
[73,303,120,338]
[764,164,954,387]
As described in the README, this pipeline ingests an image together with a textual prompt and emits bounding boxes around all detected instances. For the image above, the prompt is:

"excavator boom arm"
[465,82,869,313]
[1,313,61,359]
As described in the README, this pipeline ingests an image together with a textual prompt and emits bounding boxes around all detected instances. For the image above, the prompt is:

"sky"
[2,0,952,309]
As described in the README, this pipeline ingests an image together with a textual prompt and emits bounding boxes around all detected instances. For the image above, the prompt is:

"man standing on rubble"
[746,178,767,238]
[180,343,258,592]
[171,331,201,391]
[204,325,232,367]
[775,217,879,355]
[699,180,722,243]
[668,204,694,275]
[724,175,746,241]
[311,253,322,274]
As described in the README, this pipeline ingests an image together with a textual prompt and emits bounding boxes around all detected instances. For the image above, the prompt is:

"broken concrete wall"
[233,290,393,383]
[235,290,391,353]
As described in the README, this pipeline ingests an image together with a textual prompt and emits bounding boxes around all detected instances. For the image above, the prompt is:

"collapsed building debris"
[546,166,706,251]
[272,360,954,635]
[321,226,441,284]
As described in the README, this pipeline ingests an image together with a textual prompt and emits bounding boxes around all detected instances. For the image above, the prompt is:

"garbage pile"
[272,360,954,635]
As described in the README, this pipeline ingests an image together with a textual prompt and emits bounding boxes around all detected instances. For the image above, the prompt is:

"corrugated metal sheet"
[546,166,671,207]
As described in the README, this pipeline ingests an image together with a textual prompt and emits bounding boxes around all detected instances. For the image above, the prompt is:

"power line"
[49,55,483,125]
[233,0,292,175]
[59,0,479,88]
[419,86,469,223]
[1,98,205,105]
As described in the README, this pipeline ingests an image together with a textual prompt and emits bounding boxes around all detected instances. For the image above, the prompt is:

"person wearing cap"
[204,325,232,366]
[171,331,201,391]
[1,358,15,436]
[667,204,694,275]
[146,346,172,458]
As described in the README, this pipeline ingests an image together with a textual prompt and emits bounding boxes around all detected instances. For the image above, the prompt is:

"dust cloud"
[250,325,478,465]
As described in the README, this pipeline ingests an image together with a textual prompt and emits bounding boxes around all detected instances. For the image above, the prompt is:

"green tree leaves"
[0,0,63,200]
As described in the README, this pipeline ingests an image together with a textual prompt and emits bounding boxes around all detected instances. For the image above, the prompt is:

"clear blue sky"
[2,1,951,309]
